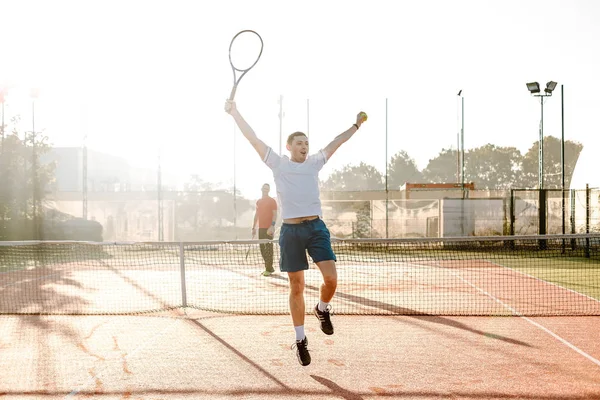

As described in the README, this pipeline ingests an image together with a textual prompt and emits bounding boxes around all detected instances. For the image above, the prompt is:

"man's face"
[261,184,270,195]
[287,135,309,162]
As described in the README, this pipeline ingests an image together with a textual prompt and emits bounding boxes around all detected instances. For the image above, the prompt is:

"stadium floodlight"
[526,82,541,94]
[545,81,557,94]
[525,79,557,193]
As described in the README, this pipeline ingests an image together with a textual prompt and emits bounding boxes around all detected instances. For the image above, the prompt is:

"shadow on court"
[268,274,532,347]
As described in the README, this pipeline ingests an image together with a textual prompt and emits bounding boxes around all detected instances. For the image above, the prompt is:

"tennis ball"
[359,112,368,121]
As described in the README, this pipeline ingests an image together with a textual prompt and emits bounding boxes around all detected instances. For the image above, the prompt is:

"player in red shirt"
[252,183,278,276]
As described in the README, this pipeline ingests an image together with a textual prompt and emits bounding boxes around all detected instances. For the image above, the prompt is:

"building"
[41,147,174,192]
[41,147,178,241]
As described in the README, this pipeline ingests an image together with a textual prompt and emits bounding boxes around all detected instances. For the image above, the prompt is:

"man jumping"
[225,99,366,366]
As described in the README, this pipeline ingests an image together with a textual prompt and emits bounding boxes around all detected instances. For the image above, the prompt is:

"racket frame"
[228,30,264,100]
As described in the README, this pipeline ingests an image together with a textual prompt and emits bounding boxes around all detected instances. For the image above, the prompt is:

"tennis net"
[1,234,599,316]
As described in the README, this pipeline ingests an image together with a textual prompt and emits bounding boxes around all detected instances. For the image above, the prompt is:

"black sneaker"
[314,304,334,335]
[292,337,311,366]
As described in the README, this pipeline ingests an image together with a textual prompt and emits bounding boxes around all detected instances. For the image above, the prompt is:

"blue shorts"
[279,218,337,273]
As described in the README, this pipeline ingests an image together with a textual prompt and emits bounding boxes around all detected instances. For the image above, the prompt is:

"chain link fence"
[28,186,600,241]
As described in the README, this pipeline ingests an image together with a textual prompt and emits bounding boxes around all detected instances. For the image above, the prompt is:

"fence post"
[509,190,515,249]
[570,189,576,250]
[562,188,566,254]
[539,189,547,250]
[509,190,515,236]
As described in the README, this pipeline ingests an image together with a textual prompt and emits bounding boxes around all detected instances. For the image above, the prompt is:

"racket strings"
[229,31,263,72]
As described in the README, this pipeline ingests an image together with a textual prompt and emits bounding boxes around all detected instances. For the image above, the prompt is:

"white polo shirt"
[263,147,328,219]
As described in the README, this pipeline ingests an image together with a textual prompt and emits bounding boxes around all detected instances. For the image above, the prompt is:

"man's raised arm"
[323,111,367,160]
[225,100,269,160]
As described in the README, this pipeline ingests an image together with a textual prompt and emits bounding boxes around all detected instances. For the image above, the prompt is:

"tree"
[422,149,459,184]
[177,175,252,239]
[519,136,583,189]
[321,162,384,191]
[387,150,423,189]
[353,201,372,238]
[465,144,522,189]
[0,117,55,240]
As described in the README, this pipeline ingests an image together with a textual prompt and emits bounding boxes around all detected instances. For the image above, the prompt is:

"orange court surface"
[1,310,600,399]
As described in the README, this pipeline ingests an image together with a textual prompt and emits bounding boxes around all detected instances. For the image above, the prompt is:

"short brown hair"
[286,131,307,145]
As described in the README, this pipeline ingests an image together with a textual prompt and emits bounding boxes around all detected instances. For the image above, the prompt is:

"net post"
[179,242,188,308]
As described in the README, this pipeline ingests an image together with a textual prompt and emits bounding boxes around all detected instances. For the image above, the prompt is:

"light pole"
[457,90,466,236]
[561,84,565,236]
[81,104,88,221]
[83,134,88,220]
[157,152,164,241]
[526,81,557,189]
[457,90,465,191]
[560,84,565,193]
[385,98,388,239]
[30,88,40,239]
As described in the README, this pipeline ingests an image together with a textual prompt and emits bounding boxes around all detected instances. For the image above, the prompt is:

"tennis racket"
[245,231,257,260]
[228,30,264,101]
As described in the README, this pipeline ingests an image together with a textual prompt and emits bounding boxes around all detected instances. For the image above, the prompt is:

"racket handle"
[229,85,238,101]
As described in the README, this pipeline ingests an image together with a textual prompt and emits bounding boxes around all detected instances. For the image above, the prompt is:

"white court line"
[445,267,600,368]
[64,317,182,398]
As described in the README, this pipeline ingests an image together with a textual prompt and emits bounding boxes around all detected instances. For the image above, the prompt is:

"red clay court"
[1,235,599,399]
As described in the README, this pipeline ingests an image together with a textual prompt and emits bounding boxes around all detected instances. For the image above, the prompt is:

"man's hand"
[251,228,257,238]
[356,111,368,128]
[225,99,238,115]
[267,226,274,236]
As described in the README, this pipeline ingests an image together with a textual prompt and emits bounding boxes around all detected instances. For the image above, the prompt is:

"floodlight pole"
[81,103,88,221]
[533,92,554,190]
[539,96,544,189]
[561,85,565,232]
[456,90,465,192]
[527,82,556,190]
[158,152,164,241]
[460,95,465,192]
[31,94,41,234]
[527,81,556,249]
[457,90,466,236]
[30,90,41,240]
[561,84,566,252]
[385,98,389,239]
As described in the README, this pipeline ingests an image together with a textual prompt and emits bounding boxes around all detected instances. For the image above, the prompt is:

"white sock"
[294,325,305,342]
[318,300,330,312]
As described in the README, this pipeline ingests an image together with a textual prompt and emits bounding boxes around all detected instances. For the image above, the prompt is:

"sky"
[1,0,599,198]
